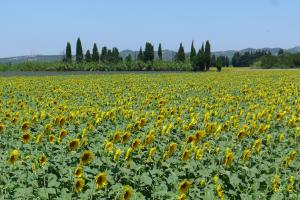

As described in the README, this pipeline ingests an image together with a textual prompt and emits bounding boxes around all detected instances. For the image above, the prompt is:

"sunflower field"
[0,69,300,199]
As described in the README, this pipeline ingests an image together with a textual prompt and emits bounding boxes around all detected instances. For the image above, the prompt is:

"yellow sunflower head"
[178,179,192,194]
[21,132,32,144]
[39,154,47,166]
[74,178,85,193]
[0,123,5,133]
[8,149,20,165]
[75,166,83,178]
[95,172,108,189]
[21,121,30,131]
[122,185,133,200]
[49,134,56,144]
[69,139,80,151]
[58,129,68,143]
[80,150,94,165]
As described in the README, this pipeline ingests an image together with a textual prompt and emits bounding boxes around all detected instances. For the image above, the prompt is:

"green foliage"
[254,53,300,69]
[92,43,100,63]
[216,56,222,72]
[137,47,144,61]
[85,50,91,63]
[143,42,155,63]
[158,43,163,61]
[65,42,72,63]
[76,38,83,63]
[190,41,196,62]
[232,50,269,67]
[100,47,108,62]
[175,43,185,62]
[204,40,211,71]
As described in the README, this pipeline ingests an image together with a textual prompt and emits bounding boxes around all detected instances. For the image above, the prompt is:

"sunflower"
[0,123,5,133]
[195,148,204,160]
[122,131,131,144]
[242,149,251,162]
[74,178,85,193]
[178,179,192,194]
[58,129,68,143]
[80,150,94,165]
[69,139,80,151]
[104,141,114,152]
[224,149,234,167]
[147,147,156,162]
[114,149,122,161]
[21,121,30,131]
[113,131,122,143]
[21,132,32,144]
[287,176,294,193]
[122,185,133,200]
[75,166,83,178]
[252,138,262,153]
[125,148,133,161]
[144,130,155,146]
[131,139,141,149]
[216,184,224,199]
[44,124,52,133]
[8,149,20,165]
[95,172,108,189]
[36,133,44,144]
[178,194,186,200]
[39,154,47,166]
[181,149,191,161]
[49,134,55,144]
[273,175,280,193]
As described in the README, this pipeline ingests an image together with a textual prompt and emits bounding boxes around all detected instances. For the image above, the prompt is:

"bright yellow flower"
[74,178,85,193]
[95,172,108,189]
[178,179,192,194]
[80,150,94,165]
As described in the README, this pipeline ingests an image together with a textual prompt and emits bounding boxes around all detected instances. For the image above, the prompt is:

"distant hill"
[1,46,299,64]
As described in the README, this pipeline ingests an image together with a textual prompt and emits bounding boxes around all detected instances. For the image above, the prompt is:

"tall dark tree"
[216,57,222,72]
[100,47,108,62]
[211,55,216,67]
[66,42,72,63]
[175,43,185,62]
[225,56,230,67]
[85,50,91,63]
[190,41,197,62]
[112,47,121,63]
[204,40,211,71]
[137,47,144,61]
[92,43,100,63]
[158,43,163,61]
[76,38,83,63]
[278,49,284,55]
[143,42,155,62]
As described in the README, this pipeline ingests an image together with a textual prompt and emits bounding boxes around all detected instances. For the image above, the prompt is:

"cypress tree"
[76,38,83,63]
[100,47,108,62]
[175,43,185,62]
[211,55,216,67]
[92,43,100,63]
[158,43,163,61]
[137,47,144,61]
[216,57,222,72]
[190,41,196,62]
[66,42,72,63]
[204,40,211,71]
[85,50,91,63]
[144,42,154,62]
[199,44,205,71]
[112,47,121,63]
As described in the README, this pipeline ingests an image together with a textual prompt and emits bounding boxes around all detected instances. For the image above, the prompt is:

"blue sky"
[0,0,299,57]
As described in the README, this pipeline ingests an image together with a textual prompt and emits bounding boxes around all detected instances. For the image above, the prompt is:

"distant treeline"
[232,49,300,68]
[61,38,229,72]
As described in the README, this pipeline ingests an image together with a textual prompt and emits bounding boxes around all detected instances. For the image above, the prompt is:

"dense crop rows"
[0,70,299,199]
